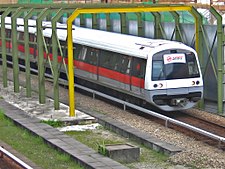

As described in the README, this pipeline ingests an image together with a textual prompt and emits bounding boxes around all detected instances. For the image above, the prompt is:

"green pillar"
[106,13,111,31]
[152,12,163,39]
[24,8,37,97]
[210,7,224,114]
[80,14,85,27]
[170,11,183,42]
[11,7,25,93]
[136,13,144,37]
[52,9,65,110]
[37,8,48,104]
[120,13,127,34]
[92,13,98,29]
[190,7,204,110]
[1,8,11,88]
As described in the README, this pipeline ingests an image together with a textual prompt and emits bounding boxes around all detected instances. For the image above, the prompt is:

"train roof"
[44,27,195,59]
[57,27,196,59]
[1,16,196,59]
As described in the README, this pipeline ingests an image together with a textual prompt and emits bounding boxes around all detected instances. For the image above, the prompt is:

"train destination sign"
[163,53,186,64]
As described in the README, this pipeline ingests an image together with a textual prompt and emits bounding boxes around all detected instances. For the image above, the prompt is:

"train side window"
[74,44,82,59]
[186,53,200,77]
[85,47,99,65]
[111,53,121,71]
[99,50,112,69]
[126,58,131,74]
[78,46,87,61]
[59,40,66,57]
[45,37,52,53]
[131,58,146,78]
[188,62,198,76]
[59,42,77,58]
[29,33,35,42]
[18,32,24,41]
[5,29,11,38]
[152,61,164,80]
[100,50,131,73]
[120,55,131,74]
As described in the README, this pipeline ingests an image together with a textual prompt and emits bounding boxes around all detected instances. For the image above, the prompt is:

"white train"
[1,17,203,111]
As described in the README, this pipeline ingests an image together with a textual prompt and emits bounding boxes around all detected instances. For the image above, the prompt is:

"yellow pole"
[67,10,79,117]
[67,6,194,117]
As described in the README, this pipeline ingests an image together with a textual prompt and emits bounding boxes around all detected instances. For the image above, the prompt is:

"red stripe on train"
[3,42,144,88]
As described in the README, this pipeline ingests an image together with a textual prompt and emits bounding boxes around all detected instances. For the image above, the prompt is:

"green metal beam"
[80,14,85,27]
[106,13,111,31]
[0,3,192,10]
[210,7,224,114]
[92,13,98,29]
[36,8,49,104]
[152,12,163,39]
[190,7,204,109]
[0,8,9,88]
[11,7,26,93]
[120,13,127,34]
[24,8,35,97]
[136,13,144,37]
[170,11,183,42]
[51,8,65,110]
[0,8,16,88]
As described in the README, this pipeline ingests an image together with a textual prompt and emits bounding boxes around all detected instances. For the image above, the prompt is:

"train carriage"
[0,17,203,111]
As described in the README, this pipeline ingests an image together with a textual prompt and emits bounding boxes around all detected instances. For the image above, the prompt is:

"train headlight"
[153,83,163,88]
[159,83,163,88]
[192,80,200,86]
[153,84,158,88]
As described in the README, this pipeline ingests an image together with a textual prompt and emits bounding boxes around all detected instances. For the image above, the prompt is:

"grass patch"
[0,108,174,168]
[0,110,83,169]
[41,119,64,127]
[66,129,124,151]
[65,127,172,168]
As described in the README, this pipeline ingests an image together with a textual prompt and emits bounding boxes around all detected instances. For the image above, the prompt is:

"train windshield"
[152,50,200,81]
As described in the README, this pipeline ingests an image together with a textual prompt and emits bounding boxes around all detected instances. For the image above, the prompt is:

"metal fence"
[0,4,224,115]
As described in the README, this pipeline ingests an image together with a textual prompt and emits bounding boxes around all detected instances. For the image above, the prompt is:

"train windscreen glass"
[152,51,200,81]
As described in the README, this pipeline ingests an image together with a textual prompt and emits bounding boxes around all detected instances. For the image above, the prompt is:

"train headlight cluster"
[153,83,163,88]
[192,80,200,86]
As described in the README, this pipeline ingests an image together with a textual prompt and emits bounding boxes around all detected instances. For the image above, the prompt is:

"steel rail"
[0,146,33,169]
[74,82,225,144]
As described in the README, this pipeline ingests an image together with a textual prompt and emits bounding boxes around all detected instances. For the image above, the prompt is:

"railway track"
[167,111,225,148]
[74,83,225,150]
[169,111,225,138]
[0,146,33,169]
[2,59,225,150]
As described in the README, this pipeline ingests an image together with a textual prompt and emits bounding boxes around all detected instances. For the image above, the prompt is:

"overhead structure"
[0,3,224,115]
[66,5,203,116]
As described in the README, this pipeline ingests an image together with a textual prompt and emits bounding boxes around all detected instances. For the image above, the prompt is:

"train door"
[120,55,132,91]
[98,51,131,91]
[75,46,99,80]
[130,57,146,94]
[86,47,99,80]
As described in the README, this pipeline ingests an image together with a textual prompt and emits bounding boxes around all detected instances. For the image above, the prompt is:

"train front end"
[145,47,203,111]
